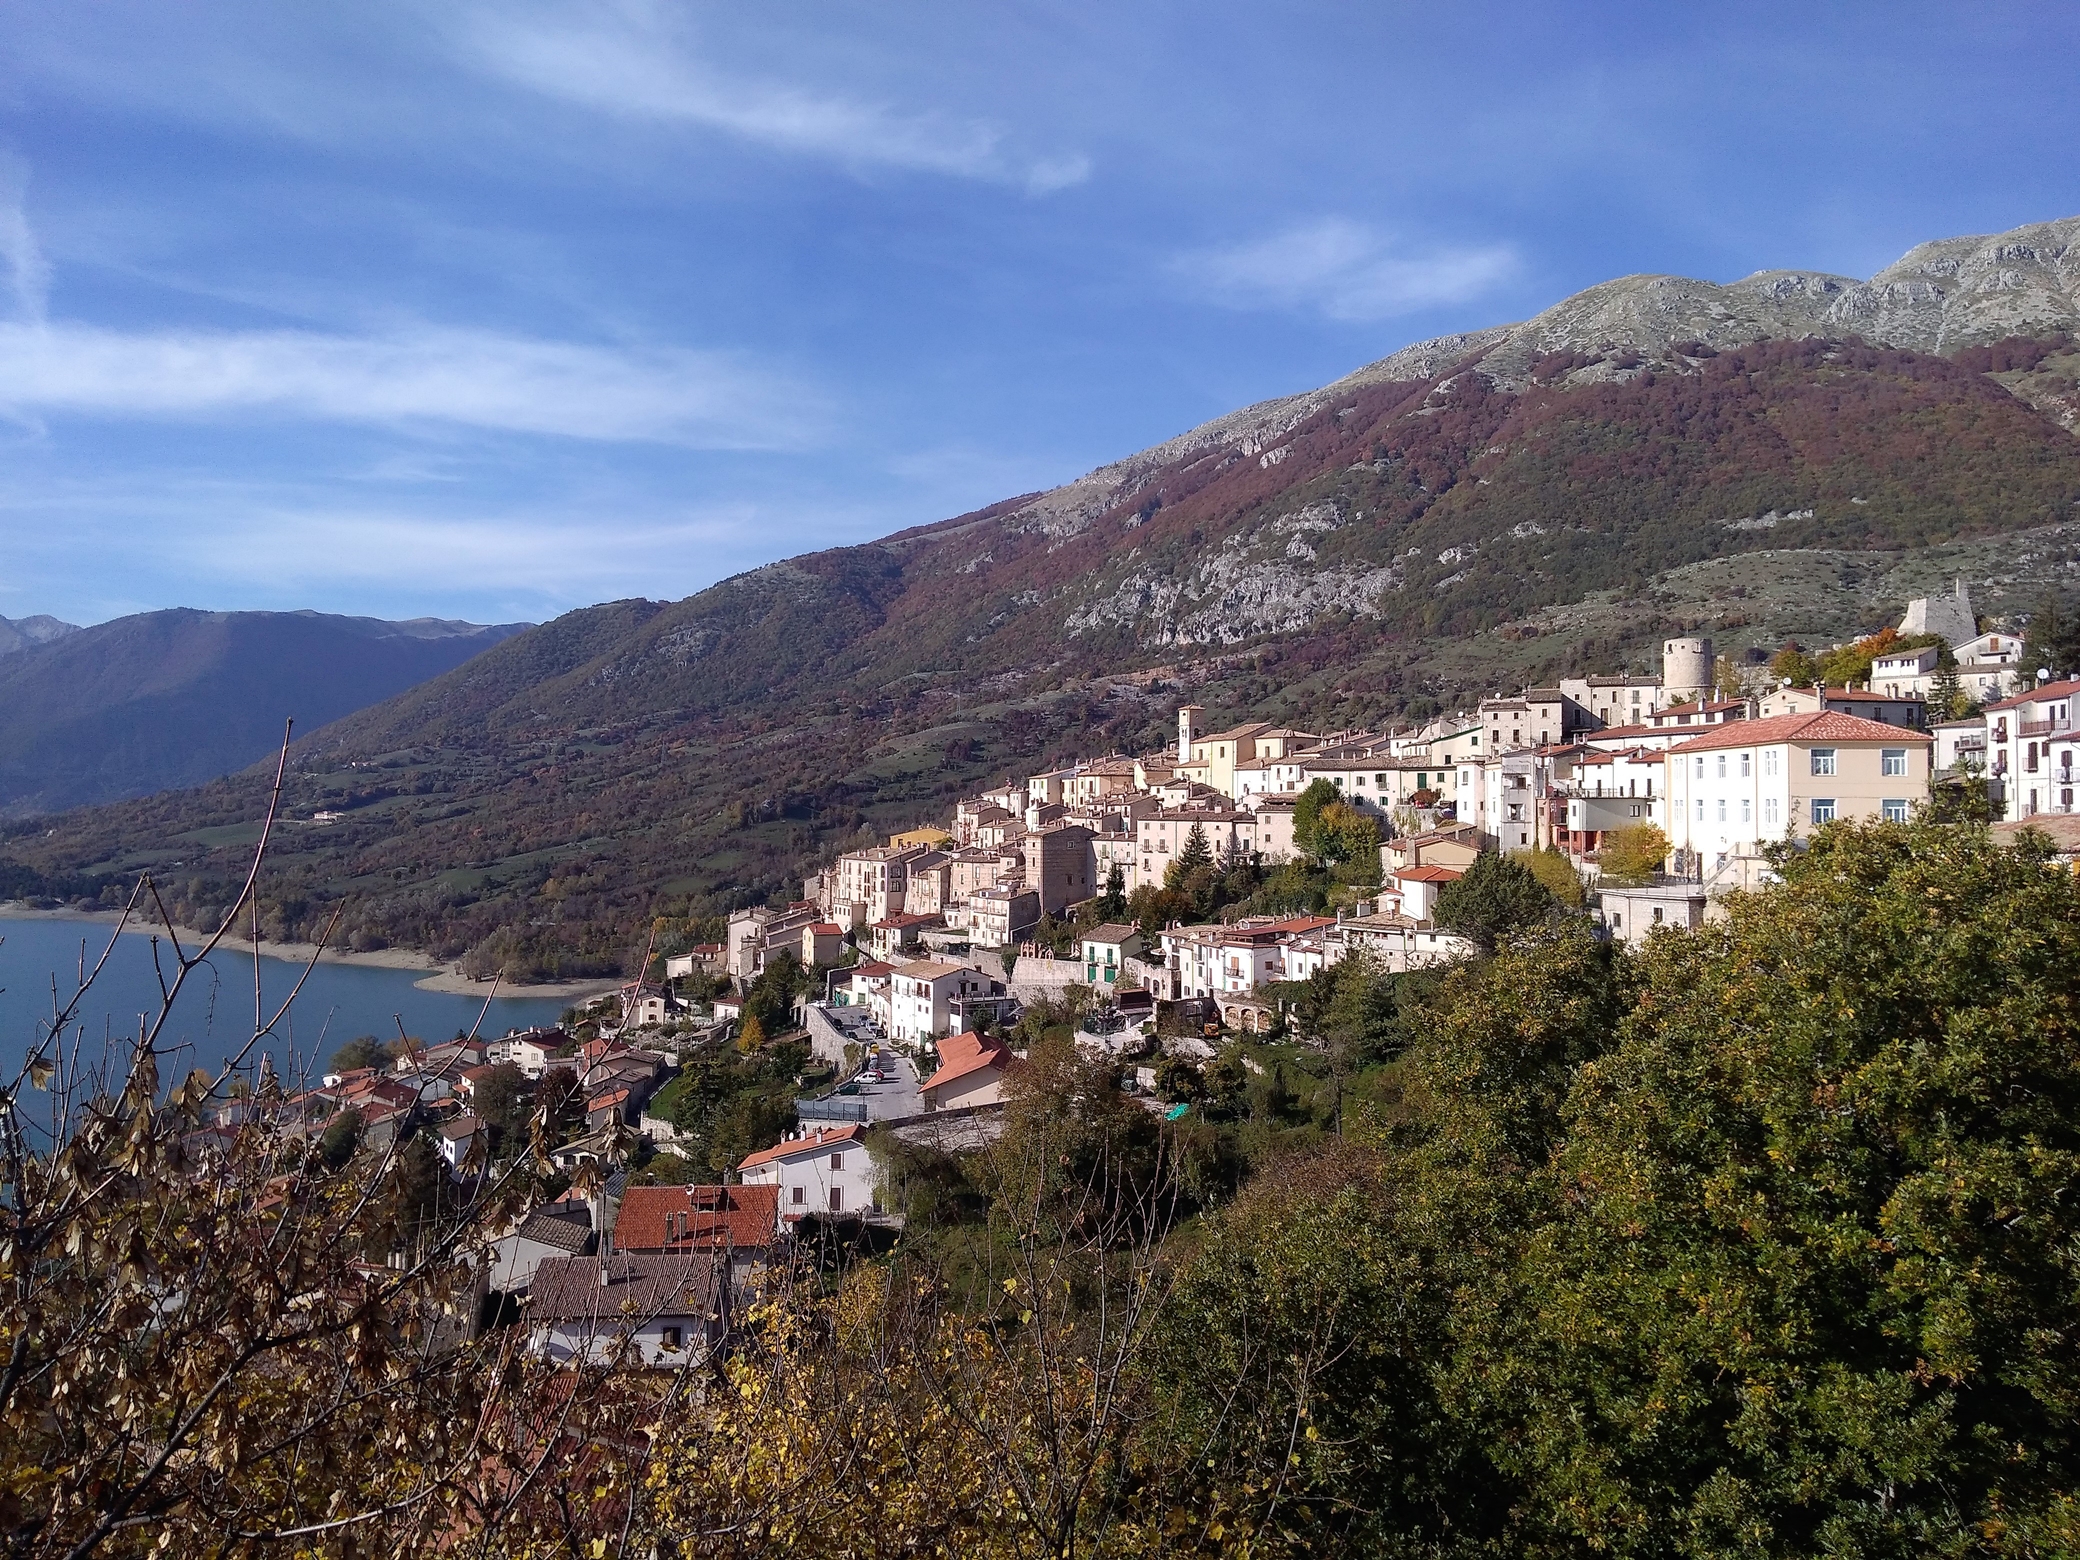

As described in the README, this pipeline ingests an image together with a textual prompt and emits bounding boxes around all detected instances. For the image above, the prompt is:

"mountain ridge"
[8,214,2080,975]
[0,610,530,817]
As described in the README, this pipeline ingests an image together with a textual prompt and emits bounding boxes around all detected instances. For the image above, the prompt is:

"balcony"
[2019,718,2061,738]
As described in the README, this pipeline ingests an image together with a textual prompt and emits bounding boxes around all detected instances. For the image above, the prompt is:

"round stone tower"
[1662,637,1714,703]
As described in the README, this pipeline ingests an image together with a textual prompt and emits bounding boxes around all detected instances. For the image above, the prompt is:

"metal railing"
[796,1095,870,1124]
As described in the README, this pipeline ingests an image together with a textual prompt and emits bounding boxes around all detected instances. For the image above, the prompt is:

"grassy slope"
[8,338,2080,974]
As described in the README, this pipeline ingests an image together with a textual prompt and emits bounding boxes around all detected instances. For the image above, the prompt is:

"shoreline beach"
[0,903,621,1003]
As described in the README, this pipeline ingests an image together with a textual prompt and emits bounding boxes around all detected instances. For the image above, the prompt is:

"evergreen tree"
[1433,850,1558,953]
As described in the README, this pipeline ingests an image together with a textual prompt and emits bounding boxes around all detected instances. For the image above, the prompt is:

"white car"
[856,1070,884,1085]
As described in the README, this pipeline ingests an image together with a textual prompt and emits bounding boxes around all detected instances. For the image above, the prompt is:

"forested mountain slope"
[8,218,2080,977]
[0,611,528,816]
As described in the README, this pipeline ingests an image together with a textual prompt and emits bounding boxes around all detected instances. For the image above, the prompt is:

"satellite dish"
[2040,668,2053,683]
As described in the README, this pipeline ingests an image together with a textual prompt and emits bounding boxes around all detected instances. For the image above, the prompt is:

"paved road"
[853,1046,924,1122]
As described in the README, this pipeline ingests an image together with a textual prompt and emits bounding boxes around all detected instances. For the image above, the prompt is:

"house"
[1558,746,1664,857]
[1557,673,1665,731]
[890,825,954,850]
[888,960,995,1042]
[493,1027,573,1079]
[612,1183,781,1292]
[961,886,1041,950]
[1984,678,2080,821]
[1391,864,1464,922]
[1955,630,2025,702]
[918,1032,1018,1111]
[868,912,941,961]
[1598,883,1709,948]
[1020,823,1096,914]
[1479,690,1568,752]
[1379,825,1482,875]
[437,1113,483,1173]
[1079,924,1143,987]
[1665,711,1934,877]
[662,944,725,981]
[1754,685,1926,729]
[490,1204,597,1294]
[526,1253,729,1366]
[736,1124,880,1222]
[830,845,940,930]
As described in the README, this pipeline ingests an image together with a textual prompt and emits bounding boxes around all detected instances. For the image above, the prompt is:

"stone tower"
[1662,637,1714,703]
[1898,580,1976,648]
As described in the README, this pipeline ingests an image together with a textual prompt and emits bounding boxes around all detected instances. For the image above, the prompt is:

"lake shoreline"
[0,904,621,1003]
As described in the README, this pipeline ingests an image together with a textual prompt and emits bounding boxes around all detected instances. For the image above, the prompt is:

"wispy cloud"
[0,321,818,447]
[0,154,53,322]
[456,7,1089,194]
[1177,219,1518,322]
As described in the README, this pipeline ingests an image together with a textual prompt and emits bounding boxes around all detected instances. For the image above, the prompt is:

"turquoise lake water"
[0,914,573,1089]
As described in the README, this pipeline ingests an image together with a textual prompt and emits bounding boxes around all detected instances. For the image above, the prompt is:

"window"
[830,1152,844,1170]
[1695,757,1705,778]
[661,1326,683,1351]
[1715,754,1727,779]
[1810,748,1837,776]
[1740,752,1751,778]
[1881,747,1906,777]
[1716,799,1727,823]
[1763,749,1779,778]
[1696,798,1705,820]
[829,1187,843,1212]
[1811,798,1837,824]
[1882,798,1909,823]
[1375,773,1388,787]
[791,1185,806,1206]
[1764,797,1779,825]
[1741,798,1751,824]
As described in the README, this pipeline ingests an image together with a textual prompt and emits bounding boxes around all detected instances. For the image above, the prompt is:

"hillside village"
[267,579,2080,1368]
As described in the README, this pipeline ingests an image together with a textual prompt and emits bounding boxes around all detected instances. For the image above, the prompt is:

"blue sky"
[2,1,2075,627]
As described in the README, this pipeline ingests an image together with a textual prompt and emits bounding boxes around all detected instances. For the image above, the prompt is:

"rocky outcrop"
[972,216,2079,549]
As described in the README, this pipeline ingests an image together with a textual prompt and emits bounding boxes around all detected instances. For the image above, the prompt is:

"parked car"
[856,1070,884,1085]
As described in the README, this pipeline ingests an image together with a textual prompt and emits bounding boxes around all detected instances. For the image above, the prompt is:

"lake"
[0,914,574,1089]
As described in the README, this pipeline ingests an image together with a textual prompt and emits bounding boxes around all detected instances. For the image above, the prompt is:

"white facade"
[737,1127,881,1222]
[1985,680,2080,821]
[1666,715,1932,874]
[888,961,993,1042]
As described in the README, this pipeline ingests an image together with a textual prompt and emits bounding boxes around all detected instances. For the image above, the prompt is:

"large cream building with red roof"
[1665,711,1932,875]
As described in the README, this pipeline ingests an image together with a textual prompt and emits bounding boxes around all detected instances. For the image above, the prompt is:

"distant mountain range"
[0,615,80,657]
[9,214,2079,974]
[0,611,528,817]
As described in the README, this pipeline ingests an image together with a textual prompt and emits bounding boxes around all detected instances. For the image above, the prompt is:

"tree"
[1168,823,1213,879]
[1770,643,1820,688]
[470,1060,533,1156]
[327,1034,397,1074]
[1095,862,1128,921]
[1312,801,1380,872]
[318,1105,363,1168]
[1595,822,1670,884]
[2022,592,2080,686]
[1511,846,1584,908]
[1290,777,1341,859]
[1433,851,1557,954]
[735,1011,769,1053]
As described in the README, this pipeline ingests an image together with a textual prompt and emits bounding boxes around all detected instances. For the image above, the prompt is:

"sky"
[1,1,2075,628]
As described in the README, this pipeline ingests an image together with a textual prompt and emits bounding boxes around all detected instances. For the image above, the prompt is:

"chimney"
[598,1258,610,1288]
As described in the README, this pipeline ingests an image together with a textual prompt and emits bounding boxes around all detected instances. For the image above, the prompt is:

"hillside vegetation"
[6,216,2080,977]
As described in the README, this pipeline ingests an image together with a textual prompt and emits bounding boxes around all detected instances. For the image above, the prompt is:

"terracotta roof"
[1822,687,1921,703]
[526,1252,724,1325]
[1991,814,2080,852]
[921,1031,1015,1095]
[441,1113,482,1140]
[736,1124,866,1174]
[1666,711,1933,753]
[1985,677,2080,712]
[809,922,843,935]
[1397,864,1465,883]
[847,961,896,977]
[614,1183,779,1252]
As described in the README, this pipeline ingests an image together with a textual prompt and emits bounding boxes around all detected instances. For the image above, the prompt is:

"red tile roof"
[1397,864,1466,883]
[614,1183,779,1252]
[736,1124,866,1173]
[1985,677,2080,712]
[1666,711,1932,753]
[921,1032,1014,1095]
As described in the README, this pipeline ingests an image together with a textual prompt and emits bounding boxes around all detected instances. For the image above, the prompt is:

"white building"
[888,960,994,1042]
[1984,678,2080,821]
[1665,711,1933,876]
[527,1253,728,1366]
[736,1124,880,1222]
